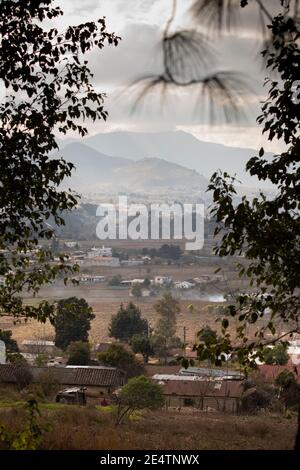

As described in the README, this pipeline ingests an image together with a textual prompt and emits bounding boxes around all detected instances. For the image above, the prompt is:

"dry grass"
[0,297,219,345]
[0,406,296,450]
[1,294,266,346]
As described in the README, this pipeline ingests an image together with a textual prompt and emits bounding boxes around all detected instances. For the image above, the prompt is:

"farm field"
[0,297,219,345]
[0,259,258,346]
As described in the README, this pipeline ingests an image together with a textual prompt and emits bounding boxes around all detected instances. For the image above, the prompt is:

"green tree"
[0,1,119,322]
[154,293,180,348]
[131,334,154,364]
[67,341,91,366]
[109,302,148,343]
[115,376,164,425]
[150,334,168,364]
[263,344,289,366]
[109,275,123,286]
[98,343,143,378]
[159,244,182,260]
[53,297,95,350]
[131,282,142,299]
[0,329,19,353]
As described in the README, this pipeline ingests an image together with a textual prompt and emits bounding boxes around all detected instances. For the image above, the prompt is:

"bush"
[241,385,276,413]
[116,376,164,424]
[98,343,144,378]
[108,275,122,286]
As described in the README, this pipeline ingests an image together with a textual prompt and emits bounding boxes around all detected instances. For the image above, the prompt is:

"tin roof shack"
[156,378,244,413]
[56,387,87,405]
[0,364,126,403]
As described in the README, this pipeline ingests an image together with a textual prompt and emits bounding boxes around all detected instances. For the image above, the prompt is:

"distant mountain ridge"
[56,142,208,194]
[69,130,273,189]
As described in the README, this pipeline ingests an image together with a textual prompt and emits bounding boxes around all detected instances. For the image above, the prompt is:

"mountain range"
[57,142,208,194]
[57,130,275,195]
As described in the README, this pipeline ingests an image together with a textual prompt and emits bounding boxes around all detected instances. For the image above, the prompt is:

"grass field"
[0,297,218,345]
[0,404,296,450]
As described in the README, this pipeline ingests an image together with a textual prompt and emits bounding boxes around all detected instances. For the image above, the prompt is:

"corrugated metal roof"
[179,367,244,379]
[21,340,55,346]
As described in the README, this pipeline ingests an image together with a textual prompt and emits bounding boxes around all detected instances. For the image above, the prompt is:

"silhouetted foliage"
[0,0,119,321]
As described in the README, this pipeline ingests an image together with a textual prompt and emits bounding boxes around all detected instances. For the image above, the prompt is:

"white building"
[78,274,105,283]
[64,241,78,248]
[88,246,112,258]
[174,281,195,289]
[154,276,173,286]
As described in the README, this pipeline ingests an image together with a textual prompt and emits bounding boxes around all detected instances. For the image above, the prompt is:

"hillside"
[55,142,208,194]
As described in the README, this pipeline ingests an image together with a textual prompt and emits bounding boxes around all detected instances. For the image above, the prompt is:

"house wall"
[83,385,113,397]
[164,395,240,413]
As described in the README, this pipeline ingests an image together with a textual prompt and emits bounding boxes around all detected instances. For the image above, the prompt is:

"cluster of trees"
[142,244,182,260]
[107,293,182,365]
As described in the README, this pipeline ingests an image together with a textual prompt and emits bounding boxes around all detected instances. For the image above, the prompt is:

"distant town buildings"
[83,256,120,267]
[87,246,113,258]
[154,276,173,286]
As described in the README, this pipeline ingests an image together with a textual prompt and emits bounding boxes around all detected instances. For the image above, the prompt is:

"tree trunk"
[294,403,300,450]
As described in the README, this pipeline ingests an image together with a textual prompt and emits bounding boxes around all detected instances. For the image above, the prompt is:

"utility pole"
[183,326,187,356]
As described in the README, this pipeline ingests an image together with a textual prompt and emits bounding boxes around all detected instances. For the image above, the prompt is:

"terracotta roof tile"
[0,364,125,387]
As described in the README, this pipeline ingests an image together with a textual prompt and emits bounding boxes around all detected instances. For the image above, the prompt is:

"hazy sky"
[52,0,283,153]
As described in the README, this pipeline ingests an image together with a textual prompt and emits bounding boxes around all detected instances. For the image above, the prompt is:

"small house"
[156,378,244,413]
[0,364,126,403]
